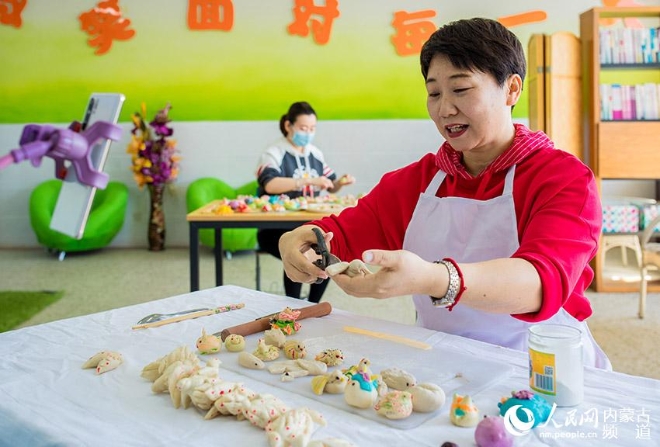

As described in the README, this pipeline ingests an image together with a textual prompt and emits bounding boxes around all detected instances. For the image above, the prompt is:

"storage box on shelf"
[580,7,660,292]
[599,198,658,292]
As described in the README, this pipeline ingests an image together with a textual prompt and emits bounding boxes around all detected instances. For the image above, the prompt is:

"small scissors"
[311,227,341,283]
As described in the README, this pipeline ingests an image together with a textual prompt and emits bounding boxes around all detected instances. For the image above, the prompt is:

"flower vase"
[147,184,166,251]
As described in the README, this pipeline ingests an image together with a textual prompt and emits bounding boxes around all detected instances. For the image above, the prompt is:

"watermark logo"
[503,405,652,441]
[503,403,558,436]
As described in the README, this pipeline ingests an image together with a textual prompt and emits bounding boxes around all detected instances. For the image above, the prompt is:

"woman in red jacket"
[278,18,610,369]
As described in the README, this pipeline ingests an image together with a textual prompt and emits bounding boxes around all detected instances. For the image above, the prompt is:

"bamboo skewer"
[343,326,432,350]
[132,303,245,330]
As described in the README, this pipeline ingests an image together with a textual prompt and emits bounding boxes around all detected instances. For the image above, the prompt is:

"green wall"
[0,1,542,123]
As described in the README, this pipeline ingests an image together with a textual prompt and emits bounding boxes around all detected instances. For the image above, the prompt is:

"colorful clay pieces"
[345,374,379,409]
[450,393,480,427]
[207,193,360,215]
[497,389,553,428]
[270,307,302,335]
[474,416,514,447]
[343,357,380,409]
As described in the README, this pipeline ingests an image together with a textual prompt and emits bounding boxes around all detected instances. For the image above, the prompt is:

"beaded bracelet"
[430,258,466,311]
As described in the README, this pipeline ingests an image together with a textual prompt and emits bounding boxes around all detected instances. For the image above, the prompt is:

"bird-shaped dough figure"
[283,339,307,359]
[450,393,480,427]
[343,357,373,379]
[315,348,344,366]
[253,338,280,361]
[344,373,379,409]
[311,369,348,395]
[381,367,416,390]
[196,328,221,355]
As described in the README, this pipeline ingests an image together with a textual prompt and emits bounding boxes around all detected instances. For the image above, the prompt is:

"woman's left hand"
[331,249,443,299]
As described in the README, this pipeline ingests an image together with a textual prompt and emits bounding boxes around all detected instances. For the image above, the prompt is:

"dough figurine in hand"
[325,259,374,277]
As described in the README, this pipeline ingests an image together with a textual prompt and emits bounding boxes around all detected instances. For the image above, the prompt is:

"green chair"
[29,179,129,260]
[185,177,258,254]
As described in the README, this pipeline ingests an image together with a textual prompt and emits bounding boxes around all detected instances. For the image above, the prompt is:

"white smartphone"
[49,93,125,239]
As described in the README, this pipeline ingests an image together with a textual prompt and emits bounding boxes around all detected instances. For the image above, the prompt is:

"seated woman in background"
[256,101,355,302]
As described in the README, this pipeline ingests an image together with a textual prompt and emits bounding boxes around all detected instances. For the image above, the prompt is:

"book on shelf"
[599,26,660,65]
[600,83,660,120]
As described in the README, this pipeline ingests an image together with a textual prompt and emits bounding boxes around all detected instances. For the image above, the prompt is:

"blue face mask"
[292,131,315,147]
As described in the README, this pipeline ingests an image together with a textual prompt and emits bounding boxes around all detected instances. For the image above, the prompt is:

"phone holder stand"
[1,121,122,189]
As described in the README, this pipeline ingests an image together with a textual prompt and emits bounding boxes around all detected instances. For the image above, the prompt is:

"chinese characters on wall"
[0,0,26,27]
[1,0,552,56]
[78,0,135,55]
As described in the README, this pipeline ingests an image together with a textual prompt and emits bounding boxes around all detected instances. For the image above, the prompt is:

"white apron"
[404,167,611,369]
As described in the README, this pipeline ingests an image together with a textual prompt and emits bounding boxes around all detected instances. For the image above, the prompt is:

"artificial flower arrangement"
[127,102,180,188]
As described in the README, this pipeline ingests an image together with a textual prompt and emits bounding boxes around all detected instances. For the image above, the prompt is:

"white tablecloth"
[0,286,658,446]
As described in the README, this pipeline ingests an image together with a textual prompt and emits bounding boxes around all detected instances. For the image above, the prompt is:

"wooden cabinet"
[580,7,660,291]
[528,33,583,160]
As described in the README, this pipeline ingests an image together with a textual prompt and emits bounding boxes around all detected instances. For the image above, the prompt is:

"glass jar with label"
[528,324,584,407]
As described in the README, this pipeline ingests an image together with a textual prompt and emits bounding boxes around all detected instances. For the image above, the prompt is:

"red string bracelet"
[443,258,466,311]
[430,257,467,310]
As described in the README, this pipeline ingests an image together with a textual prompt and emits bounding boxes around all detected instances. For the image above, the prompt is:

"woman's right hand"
[278,226,331,284]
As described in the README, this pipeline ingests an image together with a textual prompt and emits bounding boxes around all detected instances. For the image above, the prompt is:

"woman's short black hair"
[279,101,316,136]
[420,18,526,87]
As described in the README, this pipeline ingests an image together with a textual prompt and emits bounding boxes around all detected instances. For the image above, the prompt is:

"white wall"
[2,118,655,249]
[0,120,445,248]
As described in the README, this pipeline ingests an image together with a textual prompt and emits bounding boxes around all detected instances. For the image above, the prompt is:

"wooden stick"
[217,302,332,341]
[343,326,432,350]
[132,303,245,330]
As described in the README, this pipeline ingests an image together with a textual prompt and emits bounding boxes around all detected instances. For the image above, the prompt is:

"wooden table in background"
[186,200,333,292]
